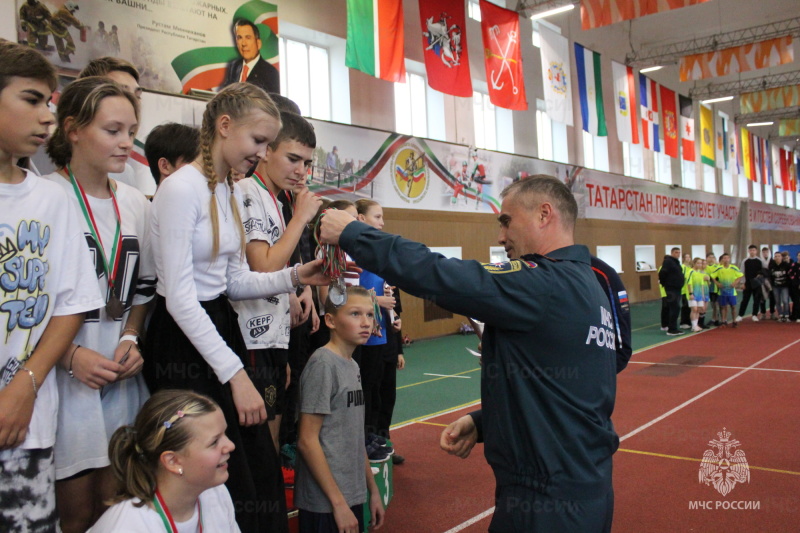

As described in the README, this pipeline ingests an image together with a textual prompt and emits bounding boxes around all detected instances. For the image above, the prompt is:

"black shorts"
[249,348,289,420]
[299,504,364,533]
[709,292,718,303]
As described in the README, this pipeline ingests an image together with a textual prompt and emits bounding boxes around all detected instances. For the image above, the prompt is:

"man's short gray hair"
[500,175,577,229]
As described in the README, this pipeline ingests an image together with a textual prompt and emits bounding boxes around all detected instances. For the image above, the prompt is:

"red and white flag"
[611,60,638,144]
[639,74,660,152]
[479,0,527,110]
[419,0,471,97]
[679,95,694,161]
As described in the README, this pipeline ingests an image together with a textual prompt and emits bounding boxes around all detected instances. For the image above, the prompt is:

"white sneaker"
[680,324,691,329]
[660,327,669,331]
[735,316,743,323]
[691,326,702,332]
[752,316,759,322]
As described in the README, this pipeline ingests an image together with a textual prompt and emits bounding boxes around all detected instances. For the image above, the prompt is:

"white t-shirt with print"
[0,171,103,449]
[231,177,291,350]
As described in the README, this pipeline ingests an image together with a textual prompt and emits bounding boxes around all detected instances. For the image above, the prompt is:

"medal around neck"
[329,279,347,307]
[106,293,124,319]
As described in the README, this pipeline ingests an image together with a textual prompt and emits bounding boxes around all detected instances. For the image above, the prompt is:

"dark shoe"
[392,454,405,465]
[366,441,391,463]
[666,330,685,336]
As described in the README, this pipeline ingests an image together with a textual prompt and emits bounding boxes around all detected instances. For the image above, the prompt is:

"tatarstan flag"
[171,1,279,94]
[346,0,406,82]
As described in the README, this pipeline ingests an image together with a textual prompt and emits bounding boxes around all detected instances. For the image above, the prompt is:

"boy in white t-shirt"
[0,39,104,531]
[232,111,322,451]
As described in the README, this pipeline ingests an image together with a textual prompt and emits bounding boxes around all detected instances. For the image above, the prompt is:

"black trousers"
[738,286,762,317]
[665,289,681,331]
[354,343,386,436]
[143,296,288,533]
[680,295,691,326]
[490,484,613,533]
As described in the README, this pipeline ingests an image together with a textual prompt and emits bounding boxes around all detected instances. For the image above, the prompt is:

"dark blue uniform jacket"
[340,222,619,501]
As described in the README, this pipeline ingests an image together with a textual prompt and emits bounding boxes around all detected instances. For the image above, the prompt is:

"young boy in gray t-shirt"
[296,286,386,532]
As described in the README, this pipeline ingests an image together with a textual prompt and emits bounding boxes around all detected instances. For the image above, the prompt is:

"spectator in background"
[760,247,775,319]
[737,245,764,322]
[770,253,790,322]
[659,248,684,336]
[143,123,199,185]
[788,251,800,323]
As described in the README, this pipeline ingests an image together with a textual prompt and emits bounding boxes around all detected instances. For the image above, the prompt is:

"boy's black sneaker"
[666,330,685,336]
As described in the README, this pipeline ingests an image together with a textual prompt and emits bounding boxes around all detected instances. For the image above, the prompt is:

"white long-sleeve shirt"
[150,165,295,384]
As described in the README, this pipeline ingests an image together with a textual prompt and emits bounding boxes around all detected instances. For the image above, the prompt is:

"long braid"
[198,82,281,261]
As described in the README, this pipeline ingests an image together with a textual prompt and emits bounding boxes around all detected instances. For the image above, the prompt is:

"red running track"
[382,321,800,532]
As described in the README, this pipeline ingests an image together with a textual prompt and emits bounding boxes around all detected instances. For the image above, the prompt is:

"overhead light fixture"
[700,96,734,104]
[640,66,663,73]
[747,121,774,127]
[530,4,574,20]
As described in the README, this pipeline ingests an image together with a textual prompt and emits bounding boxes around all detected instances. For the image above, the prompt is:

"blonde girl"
[90,390,239,532]
[44,76,154,532]
[143,82,330,533]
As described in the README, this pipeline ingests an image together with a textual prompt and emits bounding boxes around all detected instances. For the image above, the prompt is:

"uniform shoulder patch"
[481,260,537,274]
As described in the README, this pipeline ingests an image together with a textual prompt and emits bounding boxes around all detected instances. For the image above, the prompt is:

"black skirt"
[143,294,288,533]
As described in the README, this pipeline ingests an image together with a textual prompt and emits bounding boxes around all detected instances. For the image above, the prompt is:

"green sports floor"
[391,299,669,428]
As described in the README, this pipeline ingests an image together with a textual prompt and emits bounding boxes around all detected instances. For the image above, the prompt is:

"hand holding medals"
[314,208,350,307]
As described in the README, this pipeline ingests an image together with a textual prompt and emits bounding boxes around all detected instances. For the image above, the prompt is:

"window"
[721,169,734,196]
[473,91,497,151]
[531,19,561,48]
[583,131,610,172]
[279,37,330,120]
[753,181,762,202]
[469,0,506,21]
[764,181,774,204]
[394,72,428,137]
[702,165,716,193]
[536,99,567,163]
[738,174,749,198]
[623,141,644,179]
[654,151,670,185]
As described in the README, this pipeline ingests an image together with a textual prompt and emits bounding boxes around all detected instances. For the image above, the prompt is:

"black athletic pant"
[665,289,681,331]
[355,344,386,436]
[738,286,762,317]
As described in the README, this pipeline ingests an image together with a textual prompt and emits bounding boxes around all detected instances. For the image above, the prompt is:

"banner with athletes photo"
[14,0,278,94]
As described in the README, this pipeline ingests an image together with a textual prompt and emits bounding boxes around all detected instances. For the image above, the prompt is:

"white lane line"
[443,507,495,533]
[620,337,800,442]
[391,400,481,431]
[628,361,800,373]
[424,373,472,379]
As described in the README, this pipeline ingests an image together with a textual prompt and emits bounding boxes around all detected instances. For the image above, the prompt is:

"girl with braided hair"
[143,82,332,532]
[90,390,239,531]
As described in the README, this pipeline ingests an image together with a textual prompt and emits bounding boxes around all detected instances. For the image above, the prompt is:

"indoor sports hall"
[3,0,799,532]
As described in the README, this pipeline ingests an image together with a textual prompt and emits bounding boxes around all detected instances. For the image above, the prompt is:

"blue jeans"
[774,286,790,317]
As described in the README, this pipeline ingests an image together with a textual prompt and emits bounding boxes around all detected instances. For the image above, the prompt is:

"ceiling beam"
[515,0,577,18]
[688,70,800,100]
[626,17,800,68]
[735,106,800,126]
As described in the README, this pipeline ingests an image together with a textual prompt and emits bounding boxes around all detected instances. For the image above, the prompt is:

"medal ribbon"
[153,488,203,533]
[252,172,286,232]
[67,164,122,293]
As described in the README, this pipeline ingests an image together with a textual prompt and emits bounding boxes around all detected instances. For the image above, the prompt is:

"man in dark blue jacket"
[321,176,618,532]
[659,248,684,335]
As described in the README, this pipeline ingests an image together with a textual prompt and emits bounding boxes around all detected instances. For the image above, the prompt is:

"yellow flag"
[741,128,752,181]
[700,104,715,166]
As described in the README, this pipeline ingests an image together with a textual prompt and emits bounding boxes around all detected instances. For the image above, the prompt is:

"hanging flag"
[574,43,607,136]
[741,128,753,181]
[779,119,800,137]
[480,0,527,110]
[659,85,678,158]
[537,24,570,121]
[679,36,793,82]
[419,0,471,97]
[774,145,785,189]
[753,134,763,183]
[611,61,638,144]
[762,138,771,186]
[791,152,799,192]
[580,0,711,30]
[729,126,739,175]
[345,0,406,82]
[679,94,694,161]
[716,111,729,170]
[699,104,714,166]
[638,74,660,151]
[740,85,800,114]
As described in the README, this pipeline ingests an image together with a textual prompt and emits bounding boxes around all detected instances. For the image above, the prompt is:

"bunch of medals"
[368,288,383,337]
[314,209,348,307]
